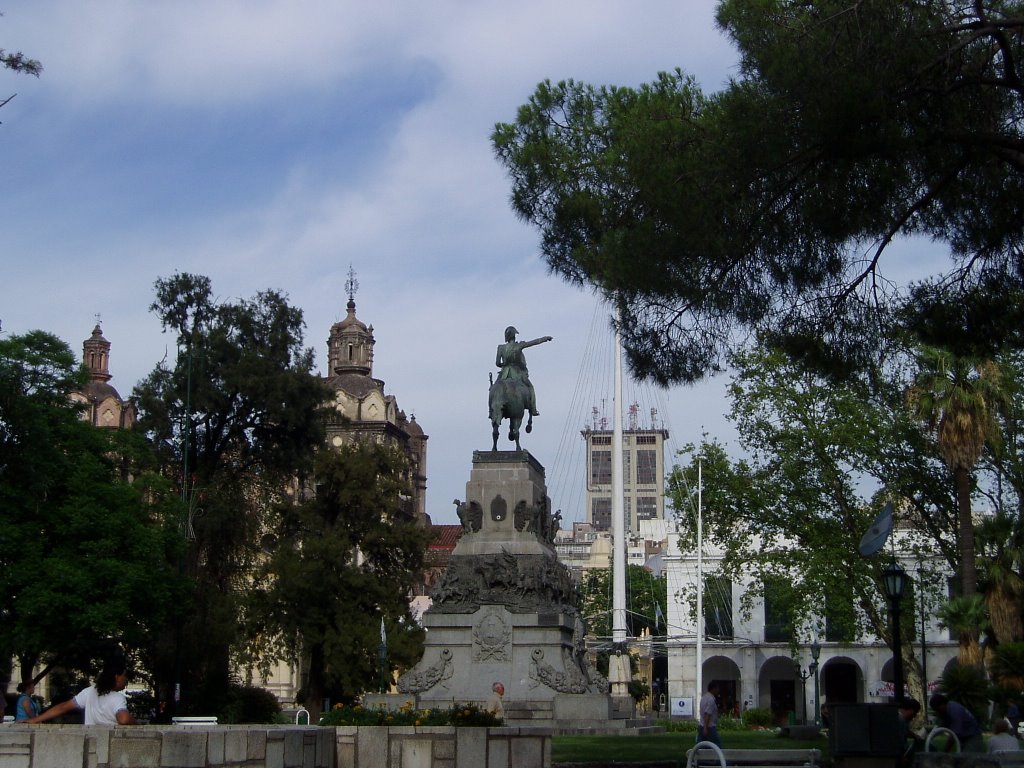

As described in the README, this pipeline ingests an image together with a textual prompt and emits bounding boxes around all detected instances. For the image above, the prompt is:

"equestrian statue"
[489,326,552,451]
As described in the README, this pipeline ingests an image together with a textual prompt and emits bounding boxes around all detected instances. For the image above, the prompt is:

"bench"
[170,716,218,726]
[686,745,823,768]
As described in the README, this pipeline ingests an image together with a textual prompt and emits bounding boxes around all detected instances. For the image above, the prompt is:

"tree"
[908,346,1008,596]
[133,273,332,715]
[579,564,668,643]
[1,49,40,75]
[976,511,1024,644]
[936,595,989,666]
[667,345,955,702]
[244,443,428,721]
[493,2,1024,384]
[0,331,184,688]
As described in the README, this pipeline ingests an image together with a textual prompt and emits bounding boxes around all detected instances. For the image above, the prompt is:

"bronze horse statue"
[489,376,532,451]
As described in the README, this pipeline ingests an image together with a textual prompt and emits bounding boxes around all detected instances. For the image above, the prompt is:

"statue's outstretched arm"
[521,335,553,349]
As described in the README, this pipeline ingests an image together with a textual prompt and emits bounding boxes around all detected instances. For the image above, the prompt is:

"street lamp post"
[917,565,928,718]
[794,662,812,725]
[810,640,821,726]
[882,560,908,704]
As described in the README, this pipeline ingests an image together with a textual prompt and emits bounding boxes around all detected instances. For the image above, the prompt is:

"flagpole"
[378,618,388,693]
[695,458,703,712]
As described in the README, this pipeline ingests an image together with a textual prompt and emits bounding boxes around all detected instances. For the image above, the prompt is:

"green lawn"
[552,731,828,765]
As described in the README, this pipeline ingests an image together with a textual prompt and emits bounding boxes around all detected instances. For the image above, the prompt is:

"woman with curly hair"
[27,660,136,726]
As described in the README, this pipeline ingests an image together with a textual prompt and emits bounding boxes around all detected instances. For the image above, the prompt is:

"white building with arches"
[663,524,959,722]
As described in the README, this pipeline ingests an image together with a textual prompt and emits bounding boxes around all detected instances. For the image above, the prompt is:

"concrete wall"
[0,724,551,768]
[334,726,551,768]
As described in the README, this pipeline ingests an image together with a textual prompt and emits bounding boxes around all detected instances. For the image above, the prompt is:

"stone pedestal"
[398,451,609,717]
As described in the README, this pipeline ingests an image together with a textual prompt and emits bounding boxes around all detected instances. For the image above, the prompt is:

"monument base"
[398,450,612,721]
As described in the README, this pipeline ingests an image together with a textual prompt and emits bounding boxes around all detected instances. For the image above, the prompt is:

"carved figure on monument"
[607,648,631,697]
[397,648,453,694]
[570,616,609,693]
[429,552,578,614]
[454,498,483,533]
[473,608,512,662]
[513,500,530,532]
[488,327,552,451]
[549,509,562,543]
[534,497,549,540]
[528,647,600,694]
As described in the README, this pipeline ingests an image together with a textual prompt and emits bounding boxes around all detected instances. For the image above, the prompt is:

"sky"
[0,2,746,526]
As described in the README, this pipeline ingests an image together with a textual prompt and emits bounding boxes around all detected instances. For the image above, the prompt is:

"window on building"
[637,449,657,485]
[704,576,733,640]
[636,434,656,445]
[592,498,611,530]
[763,577,793,643]
[623,450,631,488]
[591,450,611,485]
[637,497,657,520]
[592,434,611,445]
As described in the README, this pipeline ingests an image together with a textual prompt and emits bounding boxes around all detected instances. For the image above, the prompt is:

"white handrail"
[295,708,310,725]
[924,726,960,753]
[687,741,726,768]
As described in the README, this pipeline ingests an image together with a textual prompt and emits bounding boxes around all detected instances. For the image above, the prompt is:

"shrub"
[663,718,698,733]
[938,665,989,724]
[126,690,158,723]
[991,642,1024,690]
[718,714,745,731]
[218,684,282,724]
[318,702,502,728]
[742,707,773,728]
[627,680,650,703]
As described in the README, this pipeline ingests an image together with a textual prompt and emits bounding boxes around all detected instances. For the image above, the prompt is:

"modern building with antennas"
[581,402,669,532]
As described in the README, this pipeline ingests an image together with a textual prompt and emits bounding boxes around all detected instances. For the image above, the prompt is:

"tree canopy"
[0,331,184,687]
[133,273,332,715]
[244,443,429,720]
[493,1,1024,383]
[580,564,668,644]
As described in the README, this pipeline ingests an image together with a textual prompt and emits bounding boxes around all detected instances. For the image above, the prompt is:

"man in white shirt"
[698,681,721,746]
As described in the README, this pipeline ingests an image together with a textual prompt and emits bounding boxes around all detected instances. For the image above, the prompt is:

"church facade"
[321,288,429,524]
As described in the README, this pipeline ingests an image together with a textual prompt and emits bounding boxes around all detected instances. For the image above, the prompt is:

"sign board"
[671,697,693,717]
[867,681,911,698]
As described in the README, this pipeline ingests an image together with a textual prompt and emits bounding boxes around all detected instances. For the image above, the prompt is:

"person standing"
[1007,697,1021,734]
[28,660,136,726]
[14,681,41,721]
[698,681,721,746]
[486,682,505,719]
[929,694,983,752]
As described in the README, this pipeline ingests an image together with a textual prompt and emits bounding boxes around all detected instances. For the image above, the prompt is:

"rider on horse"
[494,326,552,417]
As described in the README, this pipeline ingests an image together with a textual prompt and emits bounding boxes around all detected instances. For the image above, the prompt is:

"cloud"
[0,0,740,526]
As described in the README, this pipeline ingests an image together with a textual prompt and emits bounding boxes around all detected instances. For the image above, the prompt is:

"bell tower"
[83,322,112,382]
[327,266,374,377]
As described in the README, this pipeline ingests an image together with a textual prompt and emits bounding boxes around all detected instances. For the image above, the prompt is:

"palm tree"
[936,595,989,666]
[976,511,1024,644]
[909,348,1006,597]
